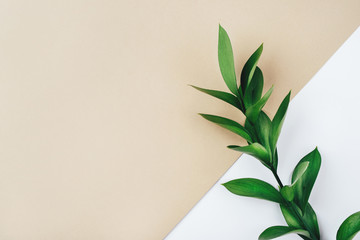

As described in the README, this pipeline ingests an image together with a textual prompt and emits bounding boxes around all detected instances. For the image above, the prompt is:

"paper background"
[0,1,359,239]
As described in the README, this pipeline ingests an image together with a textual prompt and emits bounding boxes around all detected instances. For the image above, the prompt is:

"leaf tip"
[198,113,213,121]
[287,90,292,98]
[218,24,224,32]
[198,113,207,119]
[189,84,200,90]
[188,84,195,89]
[256,43,264,55]
[314,146,321,157]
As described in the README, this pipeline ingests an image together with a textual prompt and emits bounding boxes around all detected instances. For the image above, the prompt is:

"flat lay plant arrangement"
[192,25,360,240]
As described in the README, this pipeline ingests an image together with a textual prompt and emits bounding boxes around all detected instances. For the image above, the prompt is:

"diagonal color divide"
[166,26,360,240]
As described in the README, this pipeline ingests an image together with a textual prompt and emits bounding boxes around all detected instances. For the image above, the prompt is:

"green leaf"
[303,204,320,239]
[337,211,360,240]
[223,178,283,203]
[291,148,321,212]
[270,91,291,152]
[280,204,302,229]
[281,160,318,237]
[199,114,252,142]
[228,143,269,166]
[258,226,310,240]
[218,25,238,96]
[243,67,264,108]
[254,111,271,151]
[280,203,320,240]
[245,119,258,143]
[272,149,279,172]
[240,44,263,94]
[245,86,274,124]
[280,185,294,202]
[191,85,243,111]
[292,161,309,183]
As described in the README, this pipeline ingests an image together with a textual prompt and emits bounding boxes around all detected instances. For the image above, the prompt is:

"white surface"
[165,26,360,240]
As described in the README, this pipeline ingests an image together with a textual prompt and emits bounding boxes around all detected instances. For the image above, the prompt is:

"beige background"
[0,0,359,239]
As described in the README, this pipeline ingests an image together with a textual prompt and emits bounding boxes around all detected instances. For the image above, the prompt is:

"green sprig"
[192,25,360,240]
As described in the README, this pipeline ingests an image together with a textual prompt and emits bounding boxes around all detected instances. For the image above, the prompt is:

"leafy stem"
[194,25,360,240]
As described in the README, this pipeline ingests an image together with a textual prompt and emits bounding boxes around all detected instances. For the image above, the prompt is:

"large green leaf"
[191,85,243,111]
[245,86,274,124]
[218,25,238,96]
[243,67,264,108]
[270,91,291,152]
[258,226,310,240]
[199,114,252,142]
[337,211,360,240]
[291,148,321,212]
[223,178,283,203]
[240,44,263,94]
[228,143,269,166]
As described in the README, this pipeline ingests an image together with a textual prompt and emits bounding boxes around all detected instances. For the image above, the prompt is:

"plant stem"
[271,167,284,188]
[270,167,318,240]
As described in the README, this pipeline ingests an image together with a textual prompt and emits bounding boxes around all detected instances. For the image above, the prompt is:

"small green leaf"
[191,85,243,111]
[258,226,310,240]
[228,143,269,166]
[303,204,320,239]
[218,25,238,96]
[223,178,283,203]
[245,86,274,123]
[280,203,320,240]
[245,119,258,143]
[280,204,302,229]
[270,91,291,152]
[243,67,264,108]
[240,44,263,94]
[199,114,252,142]
[280,185,294,202]
[272,149,279,172]
[254,111,271,152]
[291,148,321,212]
[337,211,360,240]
